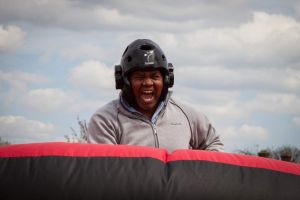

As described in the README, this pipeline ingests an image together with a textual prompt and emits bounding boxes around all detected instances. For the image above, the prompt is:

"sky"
[0,0,300,152]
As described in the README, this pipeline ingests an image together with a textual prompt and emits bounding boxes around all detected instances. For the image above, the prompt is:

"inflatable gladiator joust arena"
[0,142,299,200]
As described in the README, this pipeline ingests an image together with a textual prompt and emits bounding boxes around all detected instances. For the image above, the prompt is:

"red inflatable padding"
[0,142,299,200]
[169,149,300,176]
[0,142,167,161]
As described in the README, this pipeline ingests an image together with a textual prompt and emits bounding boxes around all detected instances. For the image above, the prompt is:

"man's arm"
[189,110,224,151]
[198,123,224,151]
[87,102,120,144]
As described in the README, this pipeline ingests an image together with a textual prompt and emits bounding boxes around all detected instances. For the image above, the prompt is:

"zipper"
[152,124,159,148]
[127,113,160,148]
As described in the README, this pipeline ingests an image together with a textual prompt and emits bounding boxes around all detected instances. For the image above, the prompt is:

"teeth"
[141,90,153,102]
[142,90,153,94]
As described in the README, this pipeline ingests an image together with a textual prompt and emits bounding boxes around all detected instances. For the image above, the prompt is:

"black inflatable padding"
[0,142,299,200]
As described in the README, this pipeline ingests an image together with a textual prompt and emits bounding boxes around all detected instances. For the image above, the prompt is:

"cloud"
[0,0,199,31]
[174,86,240,104]
[0,70,47,90]
[69,60,115,90]
[220,123,269,151]
[283,68,300,90]
[19,87,110,113]
[85,0,247,21]
[295,2,300,17]
[173,86,245,122]
[61,43,106,60]
[174,85,300,130]
[1,1,299,36]
[176,66,300,91]
[0,69,111,113]
[0,115,61,144]
[223,124,268,140]
[245,93,300,114]
[0,25,25,52]
[20,88,82,112]
[0,70,48,105]
[293,117,300,127]
[179,12,300,66]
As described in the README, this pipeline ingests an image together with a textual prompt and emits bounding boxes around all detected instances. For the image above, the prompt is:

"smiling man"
[87,39,223,152]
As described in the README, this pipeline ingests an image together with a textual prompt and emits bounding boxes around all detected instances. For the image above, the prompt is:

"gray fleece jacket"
[87,94,223,152]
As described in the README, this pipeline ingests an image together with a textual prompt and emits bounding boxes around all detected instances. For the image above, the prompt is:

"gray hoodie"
[87,95,223,153]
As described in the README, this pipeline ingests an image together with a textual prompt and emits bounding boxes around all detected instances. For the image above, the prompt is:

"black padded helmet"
[115,39,174,104]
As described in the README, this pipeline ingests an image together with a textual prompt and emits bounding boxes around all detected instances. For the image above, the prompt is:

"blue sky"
[0,0,300,152]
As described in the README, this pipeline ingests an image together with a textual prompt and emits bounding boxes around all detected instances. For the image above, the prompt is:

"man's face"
[130,70,163,117]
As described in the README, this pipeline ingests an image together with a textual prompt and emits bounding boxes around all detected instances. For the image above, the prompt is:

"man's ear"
[114,65,123,89]
[167,63,174,88]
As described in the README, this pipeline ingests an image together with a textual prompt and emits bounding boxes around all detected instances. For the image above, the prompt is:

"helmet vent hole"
[140,44,155,50]
[127,56,132,62]
[162,54,166,60]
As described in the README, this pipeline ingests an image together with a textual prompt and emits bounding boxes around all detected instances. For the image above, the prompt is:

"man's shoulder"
[169,98,194,112]
[93,99,119,117]
[168,98,207,121]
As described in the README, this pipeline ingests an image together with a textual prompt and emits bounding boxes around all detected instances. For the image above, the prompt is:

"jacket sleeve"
[87,103,120,144]
[188,109,224,151]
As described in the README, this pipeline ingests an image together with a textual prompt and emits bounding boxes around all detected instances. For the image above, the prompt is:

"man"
[87,39,223,152]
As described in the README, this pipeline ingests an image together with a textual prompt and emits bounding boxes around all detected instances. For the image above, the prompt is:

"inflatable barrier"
[0,142,299,200]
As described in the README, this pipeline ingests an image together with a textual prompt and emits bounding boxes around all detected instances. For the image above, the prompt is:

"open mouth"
[140,90,154,103]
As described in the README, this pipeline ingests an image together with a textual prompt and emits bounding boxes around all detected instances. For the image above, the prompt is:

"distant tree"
[65,117,88,143]
[236,149,256,156]
[257,149,272,158]
[236,144,259,156]
[273,146,300,163]
[0,137,10,146]
[237,145,300,163]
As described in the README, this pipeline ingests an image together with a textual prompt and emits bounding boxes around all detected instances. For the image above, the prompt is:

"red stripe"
[0,142,167,162]
[168,149,300,176]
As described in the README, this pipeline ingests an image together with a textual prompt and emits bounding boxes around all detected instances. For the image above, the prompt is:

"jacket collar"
[118,91,172,124]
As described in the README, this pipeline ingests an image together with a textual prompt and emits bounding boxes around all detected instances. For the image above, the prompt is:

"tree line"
[237,146,300,163]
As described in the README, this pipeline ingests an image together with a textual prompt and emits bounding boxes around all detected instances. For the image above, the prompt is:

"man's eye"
[152,75,161,79]
[134,76,144,79]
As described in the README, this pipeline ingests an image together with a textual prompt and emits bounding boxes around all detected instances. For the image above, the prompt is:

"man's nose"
[142,78,154,86]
